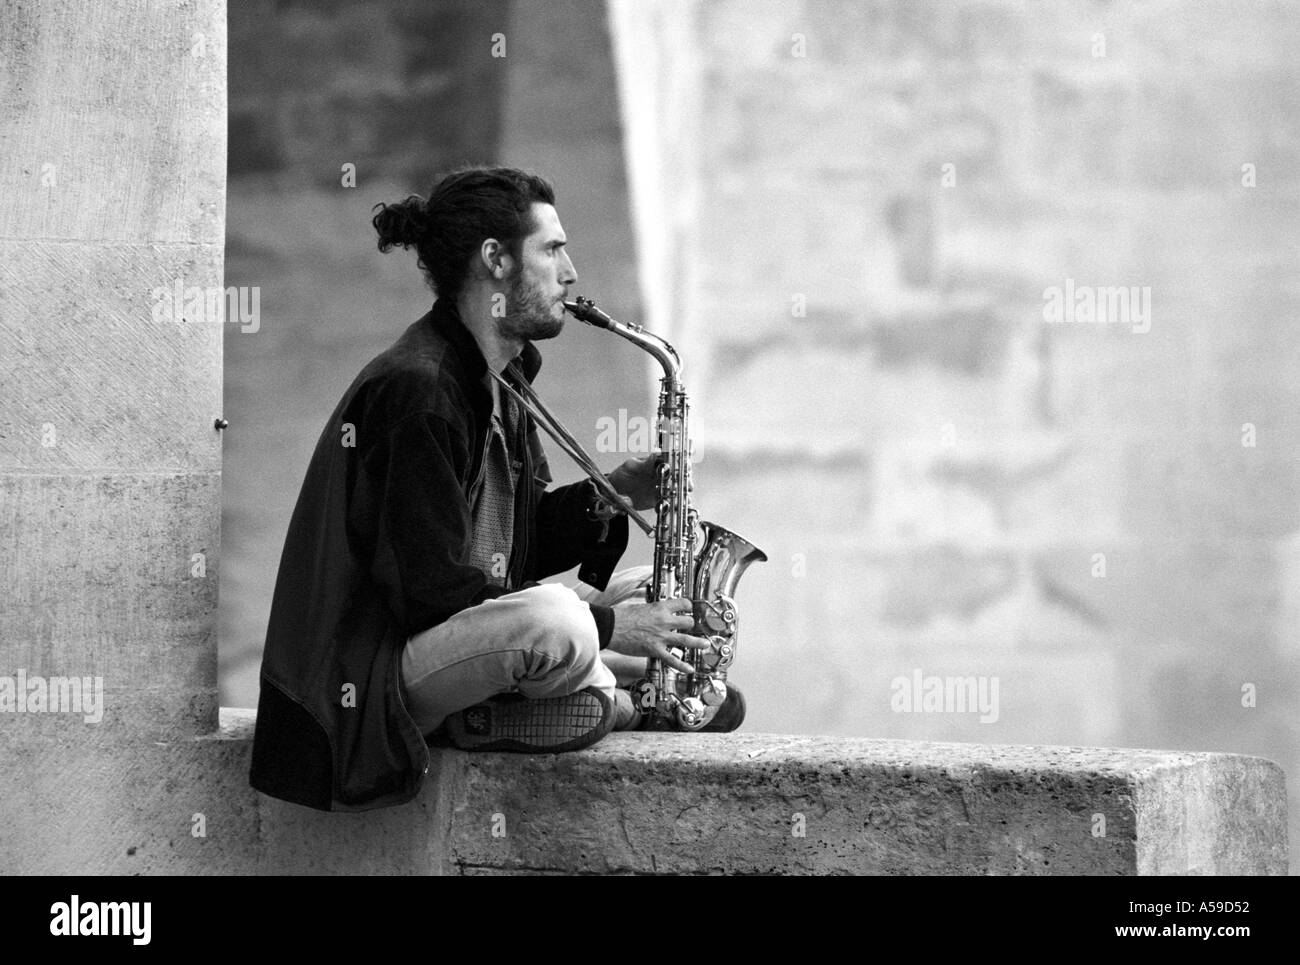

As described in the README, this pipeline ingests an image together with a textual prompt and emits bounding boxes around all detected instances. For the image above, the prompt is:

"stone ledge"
[445,731,1288,875]
[0,708,1286,875]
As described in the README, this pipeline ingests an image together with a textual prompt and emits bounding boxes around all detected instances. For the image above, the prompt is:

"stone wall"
[609,0,1300,868]
[0,0,226,739]
[1,710,1286,875]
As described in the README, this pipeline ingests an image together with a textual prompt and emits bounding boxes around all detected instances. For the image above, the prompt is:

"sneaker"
[446,686,616,753]
[700,683,745,732]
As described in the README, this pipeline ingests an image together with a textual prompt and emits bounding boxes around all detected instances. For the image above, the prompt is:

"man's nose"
[560,251,577,286]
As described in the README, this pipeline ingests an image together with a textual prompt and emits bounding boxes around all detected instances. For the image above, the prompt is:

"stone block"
[0,0,225,244]
[0,729,259,875]
[1,712,1284,875]
[0,241,224,474]
[0,472,219,739]
[448,733,1286,875]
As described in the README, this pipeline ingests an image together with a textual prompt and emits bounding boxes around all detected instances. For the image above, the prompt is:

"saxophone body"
[564,297,767,731]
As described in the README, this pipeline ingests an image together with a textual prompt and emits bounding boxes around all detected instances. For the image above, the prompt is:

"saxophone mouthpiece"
[563,296,613,329]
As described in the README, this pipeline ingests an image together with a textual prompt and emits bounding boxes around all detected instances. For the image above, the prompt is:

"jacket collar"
[429,297,543,385]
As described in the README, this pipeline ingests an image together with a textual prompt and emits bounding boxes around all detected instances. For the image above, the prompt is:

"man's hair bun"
[371,195,429,252]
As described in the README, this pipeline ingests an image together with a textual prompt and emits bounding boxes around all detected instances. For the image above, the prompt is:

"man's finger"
[669,631,708,648]
[653,600,694,617]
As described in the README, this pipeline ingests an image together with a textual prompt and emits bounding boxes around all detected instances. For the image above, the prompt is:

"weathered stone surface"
[1134,754,1289,876]
[0,729,262,876]
[448,733,1287,875]
[0,716,1285,875]
[1,0,226,743]
[0,0,226,244]
[0,709,445,875]
[0,241,225,474]
[0,472,219,738]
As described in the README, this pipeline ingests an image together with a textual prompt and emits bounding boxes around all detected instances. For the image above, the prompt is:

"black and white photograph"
[1,0,1295,918]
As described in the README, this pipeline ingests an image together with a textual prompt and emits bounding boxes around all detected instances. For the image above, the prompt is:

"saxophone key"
[699,677,728,708]
[699,636,734,672]
[674,697,708,731]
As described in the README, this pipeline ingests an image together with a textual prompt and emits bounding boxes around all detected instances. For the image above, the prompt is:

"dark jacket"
[249,298,628,811]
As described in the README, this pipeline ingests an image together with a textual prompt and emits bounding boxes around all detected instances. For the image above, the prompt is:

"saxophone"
[495,296,767,730]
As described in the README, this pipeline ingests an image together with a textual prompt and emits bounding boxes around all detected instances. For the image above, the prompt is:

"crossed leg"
[399,566,654,738]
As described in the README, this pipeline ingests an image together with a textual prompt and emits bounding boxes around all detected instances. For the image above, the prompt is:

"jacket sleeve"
[355,409,511,637]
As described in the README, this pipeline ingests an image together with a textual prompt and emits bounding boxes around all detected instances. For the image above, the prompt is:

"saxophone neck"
[564,297,681,382]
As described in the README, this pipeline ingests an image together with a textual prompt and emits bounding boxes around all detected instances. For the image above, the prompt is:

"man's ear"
[479,238,513,280]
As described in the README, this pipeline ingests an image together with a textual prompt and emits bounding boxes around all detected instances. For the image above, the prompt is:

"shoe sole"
[447,687,615,753]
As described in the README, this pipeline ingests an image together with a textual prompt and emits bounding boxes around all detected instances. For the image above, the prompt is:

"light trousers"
[400,566,652,737]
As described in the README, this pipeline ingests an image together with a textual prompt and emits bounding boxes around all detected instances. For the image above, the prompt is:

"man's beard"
[497,271,564,342]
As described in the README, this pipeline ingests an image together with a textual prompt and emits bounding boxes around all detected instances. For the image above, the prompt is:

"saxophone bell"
[694,521,768,602]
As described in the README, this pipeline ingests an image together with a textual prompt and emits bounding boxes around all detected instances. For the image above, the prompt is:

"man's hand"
[607,453,661,511]
[606,599,706,674]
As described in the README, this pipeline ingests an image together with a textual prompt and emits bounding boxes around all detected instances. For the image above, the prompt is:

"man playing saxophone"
[250,166,742,812]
